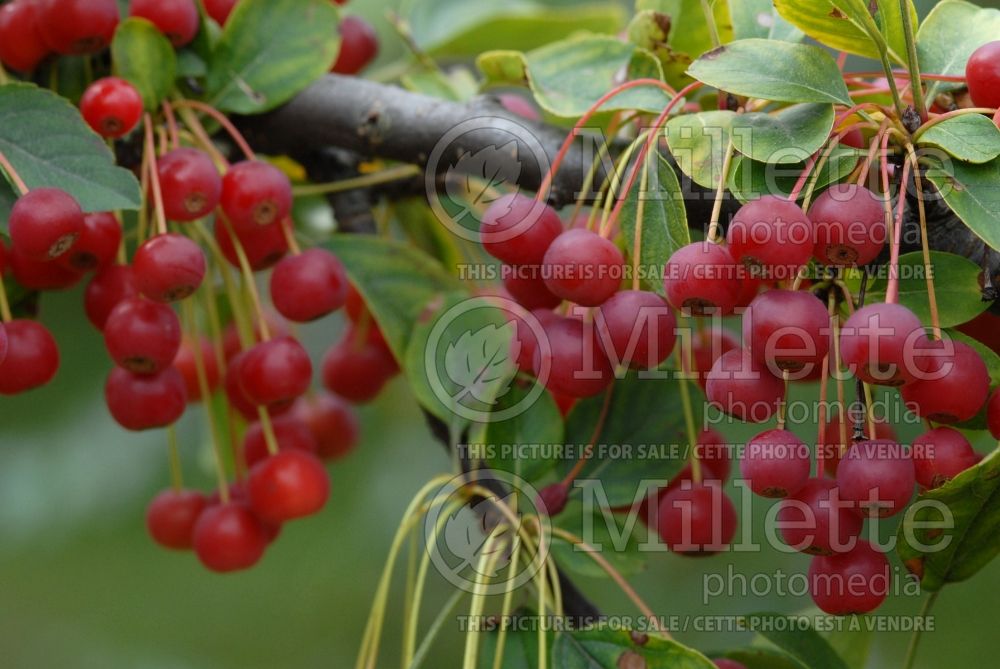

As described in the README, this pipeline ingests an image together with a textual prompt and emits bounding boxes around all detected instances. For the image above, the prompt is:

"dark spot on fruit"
[826,244,859,265]
[48,233,79,259]
[681,297,717,316]
[185,192,208,214]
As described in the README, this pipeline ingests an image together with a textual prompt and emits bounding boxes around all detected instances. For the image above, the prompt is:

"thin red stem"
[536,78,679,204]
[885,153,912,304]
[173,99,257,161]
[0,150,29,195]
[601,81,703,238]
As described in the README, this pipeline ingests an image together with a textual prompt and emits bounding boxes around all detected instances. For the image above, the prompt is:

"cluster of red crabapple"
[0,0,379,77]
[0,0,389,572]
[479,39,1000,617]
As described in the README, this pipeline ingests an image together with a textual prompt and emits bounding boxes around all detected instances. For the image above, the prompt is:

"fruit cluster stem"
[182,299,230,503]
[0,150,29,195]
[905,145,942,339]
[898,0,927,122]
[143,115,169,237]
[173,99,257,161]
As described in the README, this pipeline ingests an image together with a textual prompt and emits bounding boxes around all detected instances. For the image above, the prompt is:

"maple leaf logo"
[443,321,518,406]
[445,141,522,224]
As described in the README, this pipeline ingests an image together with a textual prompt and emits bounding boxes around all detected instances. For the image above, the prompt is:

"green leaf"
[0,83,141,231]
[481,381,564,483]
[404,293,520,428]
[206,0,339,114]
[719,649,806,669]
[773,0,918,65]
[632,0,735,89]
[731,104,836,165]
[845,251,990,328]
[924,156,1000,253]
[665,110,737,190]
[916,114,1000,165]
[917,0,1000,101]
[687,39,851,105]
[551,504,647,579]
[620,152,690,294]
[478,608,551,668]
[742,614,848,669]
[558,372,688,507]
[111,18,177,110]
[728,148,861,204]
[553,629,716,668]
[478,35,672,118]
[325,235,462,363]
[730,0,803,42]
[897,446,1000,591]
[406,0,626,56]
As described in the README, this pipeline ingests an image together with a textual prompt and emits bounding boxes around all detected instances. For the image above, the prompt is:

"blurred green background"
[3,0,1000,667]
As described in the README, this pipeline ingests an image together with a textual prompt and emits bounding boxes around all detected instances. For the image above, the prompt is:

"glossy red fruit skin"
[214,215,290,270]
[0,0,49,72]
[809,184,886,267]
[900,340,990,423]
[173,335,221,402]
[239,336,313,409]
[696,429,731,482]
[690,327,739,389]
[743,289,830,375]
[248,450,330,524]
[480,193,563,265]
[511,308,558,373]
[79,77,143,138]
[663,242,741,316]
[130,0,199,47]
[912,427,979,489]
[224,351,263,420]
[85,264,138,330]
[203,0,237,25]
[9,188,85,261]
[989,389,1000,440]
[242,414,319,469]
[0,320,60,395]
[777,478,863,556]
[542,228,624,306]
[157,148,222,222]
[105,366,187,430]
[502,266,562,311]
[269,249,349,322]
[808,539,890,615]
[0,324,7,368]
[37,0,119,55]
[331,15,379,74]
[8,246,84,290]
[818,411,895,476]
[133,233,207,302]
[596,290,676,369]
[532,316,613,398]
[146,489,208,550]
[321,329,398,403]
[966,41,1000,109]
[656,481,737,555]
[705,348,785,422]
[193,502,268,572]
[104,298,182,374]
[57,212,121,272]
[726,196,813,279]
[839,303,924,386]
[740,429,811,498]
[836,439,914,518]
[294,393,361,461]
[220,161,293,230]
